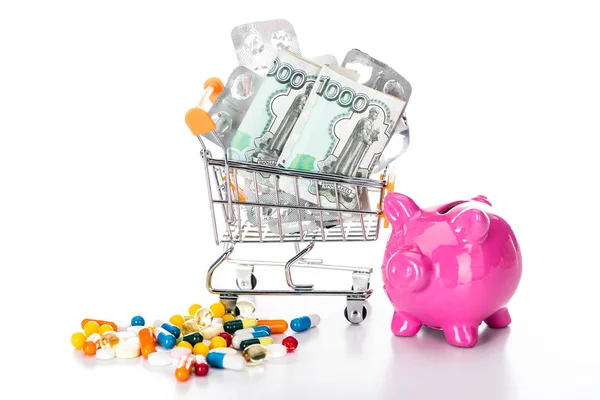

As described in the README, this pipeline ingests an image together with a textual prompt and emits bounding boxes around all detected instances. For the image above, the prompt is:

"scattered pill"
[210,303,226,318]
[81,319,118,332]
[71,332,86,350]
[209,336,227,349]
[100,332,120,349]
[114,342,140,359]
[154,320,181,338]
[242,344,267,364]
[182,320,201,336]
[193,343,210,357]
[290,314,320,332]
[239,337,274,351]
[282,336,298,352]
[194,356,209,376]
[234,326,271,336]
[177,341,193,350]
[188,304,202,315]
[232,331,270,349]
[171,346,192,359]
[83,333,101,356]
[194,308,214,329]
[200,324,224,340]
[212,318,223,326]
[265,344,287,359]
[127,326,144,335]
[175,354,195,382]
[222,313,235,323]
[169,314,185,328]
[148,351,172,366]
[206,352,245,371]
[131,315,145,327]
[183,332,203,346]
[256,319,288,334]
[217,332,232,347]
[139,328,156,358]
[224,318,257,334]
[152,327,176,349]
[96,348,115,360]
[98,324,115,335]
[209,347,238,355]
[83,321,100,336]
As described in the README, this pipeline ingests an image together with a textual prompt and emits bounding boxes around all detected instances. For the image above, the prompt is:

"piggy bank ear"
[451,208,490,243]
[384,193,420,229]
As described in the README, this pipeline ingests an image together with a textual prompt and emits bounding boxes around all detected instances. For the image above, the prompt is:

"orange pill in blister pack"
[174,354,195,382]
[138,328,156,358]
[256,319,288,334]
[81,319,118,332]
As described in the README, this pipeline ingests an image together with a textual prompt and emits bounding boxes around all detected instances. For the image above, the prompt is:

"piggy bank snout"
[385,248,430,292]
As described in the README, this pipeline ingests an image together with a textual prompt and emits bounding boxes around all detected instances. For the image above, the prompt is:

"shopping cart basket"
[185,78,399,324]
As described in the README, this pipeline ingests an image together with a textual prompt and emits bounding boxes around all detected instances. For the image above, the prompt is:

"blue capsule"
[290,314,320,332]
[206,352,245,370]
[152,327,176,349]
[154,319,180,338]
[131,315,145,326]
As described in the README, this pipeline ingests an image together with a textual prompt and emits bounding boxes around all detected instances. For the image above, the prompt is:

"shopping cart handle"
[382,169,396,229]
[185,107,216,136]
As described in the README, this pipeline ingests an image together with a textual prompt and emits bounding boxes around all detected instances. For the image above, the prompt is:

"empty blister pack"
[205,66,265,149]
[231,19,301,76]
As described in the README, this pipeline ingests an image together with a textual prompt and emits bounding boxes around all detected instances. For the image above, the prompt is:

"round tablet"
[114,342,140,359]
[170,347,192,359]
[148,351,173,367]
[127,326,144,335]
[265,344,287,359]
[126,337,140,346]
[96,348,115,360]
[116,331,136,340]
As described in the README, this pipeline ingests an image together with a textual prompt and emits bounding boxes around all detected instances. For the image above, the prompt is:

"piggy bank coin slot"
[437,201,468,214]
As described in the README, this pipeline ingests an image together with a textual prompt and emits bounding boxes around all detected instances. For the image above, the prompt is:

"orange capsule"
[256,319,288,334]
[82,333,101,356]
[139,328,156,358]
[81,319,118,332]
[174,354,195,382]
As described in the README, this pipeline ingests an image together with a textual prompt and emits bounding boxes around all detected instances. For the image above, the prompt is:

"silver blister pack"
[206,66,264,149]
[342,49,412,171]
[231,19,301,76]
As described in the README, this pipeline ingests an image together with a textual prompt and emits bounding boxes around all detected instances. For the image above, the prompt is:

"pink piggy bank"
[382,193,522,347]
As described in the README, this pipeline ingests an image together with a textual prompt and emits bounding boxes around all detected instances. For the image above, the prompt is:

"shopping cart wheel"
[344,302,368,324]
[236,274,257,290]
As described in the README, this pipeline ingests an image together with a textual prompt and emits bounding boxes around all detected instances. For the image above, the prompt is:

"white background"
[1,1,599,399]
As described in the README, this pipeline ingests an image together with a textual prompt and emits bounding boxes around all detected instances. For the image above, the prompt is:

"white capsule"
[209,347,238,355]
[200,324,224,340]
[265,344,287,359]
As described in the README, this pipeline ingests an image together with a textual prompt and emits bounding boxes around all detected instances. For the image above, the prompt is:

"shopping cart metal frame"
[188,81,400,324]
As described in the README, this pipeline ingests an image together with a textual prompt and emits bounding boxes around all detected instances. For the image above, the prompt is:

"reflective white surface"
[2,1,600,399]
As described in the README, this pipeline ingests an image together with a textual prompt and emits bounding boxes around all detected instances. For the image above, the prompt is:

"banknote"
[227,49,321,167]
[277,65,407,210]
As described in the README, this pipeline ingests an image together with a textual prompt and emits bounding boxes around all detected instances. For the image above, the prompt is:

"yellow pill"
[178,341,193,350]
[98,324,114,335]
[210,336,227,349]
[83,321,100,336]
[188,304,202,315]
[209,303,226,318]
[169,314,185,328]
[71,332,86,349]
[222,313,235,323]
[193,342,209,357]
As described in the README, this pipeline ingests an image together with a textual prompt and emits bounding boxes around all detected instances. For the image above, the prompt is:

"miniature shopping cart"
[185,78,399,324]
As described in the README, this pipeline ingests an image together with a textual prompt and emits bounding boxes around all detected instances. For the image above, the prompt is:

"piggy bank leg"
[391,311,422,337]
[442,324,479,347]
[484,307,511,328]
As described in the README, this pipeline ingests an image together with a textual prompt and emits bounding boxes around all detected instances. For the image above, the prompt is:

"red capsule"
[194,357,209,376]
[217,332,232,347]
[282,336,298,353]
